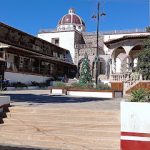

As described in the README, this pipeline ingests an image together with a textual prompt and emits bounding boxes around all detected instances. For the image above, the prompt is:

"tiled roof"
[105,34,150,45]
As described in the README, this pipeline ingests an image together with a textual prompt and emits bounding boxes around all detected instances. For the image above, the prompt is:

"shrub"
[96,83,111,90]
[54,81,66,88]
[137,38,150,80]
[38,82,48,88]
[31,81,39,86]
[11,82,28,88]
[31,81,49,88]
[70,82,94,89]
[130,89,150,102]
[146,91,150,102]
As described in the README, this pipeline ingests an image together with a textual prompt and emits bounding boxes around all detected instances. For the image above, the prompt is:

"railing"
[110,73,129,82]
[84,29,146,36]
[111,72,149,93]
[124,73,142,91]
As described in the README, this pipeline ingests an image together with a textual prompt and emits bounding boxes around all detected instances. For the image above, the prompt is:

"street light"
[92,1,106,85]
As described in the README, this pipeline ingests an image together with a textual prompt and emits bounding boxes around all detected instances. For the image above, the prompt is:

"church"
[37,8,150,93]
[0,8,149,92]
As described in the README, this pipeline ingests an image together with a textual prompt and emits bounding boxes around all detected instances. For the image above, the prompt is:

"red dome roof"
[58,8,85,26]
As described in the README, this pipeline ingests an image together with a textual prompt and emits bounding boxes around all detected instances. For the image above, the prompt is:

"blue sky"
[0,0,149,35]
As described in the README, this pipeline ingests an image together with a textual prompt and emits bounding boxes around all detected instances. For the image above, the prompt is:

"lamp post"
[92,1,106,85]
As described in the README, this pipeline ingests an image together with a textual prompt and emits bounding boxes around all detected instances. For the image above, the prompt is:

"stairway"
[0,105,120,150]
[125,80,150,94]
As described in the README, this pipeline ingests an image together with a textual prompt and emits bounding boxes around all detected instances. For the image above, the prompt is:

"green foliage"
[37,82,48,88]
[137,38,150,80]
[70,82,93,89]
[130,89,150,102]
[31,81,39,86]
[146,27,150,32]
[79,53,92,84]
[11,82,28,88]
[95,83,111,90]
[31,81,48,88]
[54,81,66,88]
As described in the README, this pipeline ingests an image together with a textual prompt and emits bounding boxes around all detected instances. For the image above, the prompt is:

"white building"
[38,8,85,63]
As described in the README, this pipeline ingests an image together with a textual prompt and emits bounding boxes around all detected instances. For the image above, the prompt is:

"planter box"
[0,96,10,113]
[67,89,114,98]
[49,87,114,98]
[49,87,66,95]
[121,102,150,150]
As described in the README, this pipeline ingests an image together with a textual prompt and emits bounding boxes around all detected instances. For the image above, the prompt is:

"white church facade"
[38,8,85,63]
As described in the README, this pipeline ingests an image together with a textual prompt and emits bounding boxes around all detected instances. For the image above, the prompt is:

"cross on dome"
[68,8,75,14]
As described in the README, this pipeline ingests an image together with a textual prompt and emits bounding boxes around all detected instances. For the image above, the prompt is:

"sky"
[0,0,149,35]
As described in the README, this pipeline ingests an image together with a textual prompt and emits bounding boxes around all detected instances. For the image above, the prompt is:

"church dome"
[57,8,86,32]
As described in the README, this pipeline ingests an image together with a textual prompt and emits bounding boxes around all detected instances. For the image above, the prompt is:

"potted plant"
[121,89,150,150]
[49,81,67,95]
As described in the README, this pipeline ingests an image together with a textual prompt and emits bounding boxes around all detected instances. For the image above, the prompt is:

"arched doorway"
[129,45,142,71]
[111,47,126,73]
[98,57,106,75]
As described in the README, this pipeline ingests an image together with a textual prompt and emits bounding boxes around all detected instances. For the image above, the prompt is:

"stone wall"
[75,32,110,79]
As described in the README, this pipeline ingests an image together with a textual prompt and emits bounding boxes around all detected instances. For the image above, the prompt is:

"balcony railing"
[110,73,131,82]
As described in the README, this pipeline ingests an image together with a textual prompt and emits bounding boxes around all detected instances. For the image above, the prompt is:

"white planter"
[50,88,66,95]
[67,90,113,98]
[49,88,114,98]
[121,102,150,150]
[0,96,10,113]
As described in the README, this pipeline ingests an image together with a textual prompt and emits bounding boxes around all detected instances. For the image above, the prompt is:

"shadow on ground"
[0,145,52,150]
[5,94,111,104]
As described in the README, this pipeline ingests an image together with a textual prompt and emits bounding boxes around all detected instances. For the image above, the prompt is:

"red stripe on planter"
[121,140,150,150]
[121,132,150,137]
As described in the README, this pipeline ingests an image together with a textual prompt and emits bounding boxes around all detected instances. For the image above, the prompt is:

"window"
[53,52,58,57]
[51,38,59,46]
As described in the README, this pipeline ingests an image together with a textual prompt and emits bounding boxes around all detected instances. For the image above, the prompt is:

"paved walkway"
[0,90,121,150]
[3,90,120,110]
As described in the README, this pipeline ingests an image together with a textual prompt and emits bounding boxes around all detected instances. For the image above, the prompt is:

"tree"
[146,26,150,32]
[137,37,150,80]
[79,53,92,84]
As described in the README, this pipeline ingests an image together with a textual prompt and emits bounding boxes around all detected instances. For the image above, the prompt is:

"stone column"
[126,56,132,72]
[126,57,130,72]
[112,58,116,73]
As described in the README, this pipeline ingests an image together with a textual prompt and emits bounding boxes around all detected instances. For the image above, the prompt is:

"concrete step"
[0,105,120,150]
[0,125,120,138]
[0,123,120,131]
[0,131,119,142]
[0,132,119,150]
[6,110,120,117]
[8,106,119,115]
[6,113,119,122]
[3,117,120,126]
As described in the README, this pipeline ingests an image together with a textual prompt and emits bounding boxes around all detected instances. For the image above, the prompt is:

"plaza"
[0,1,150,150]
[0,90,120,150]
